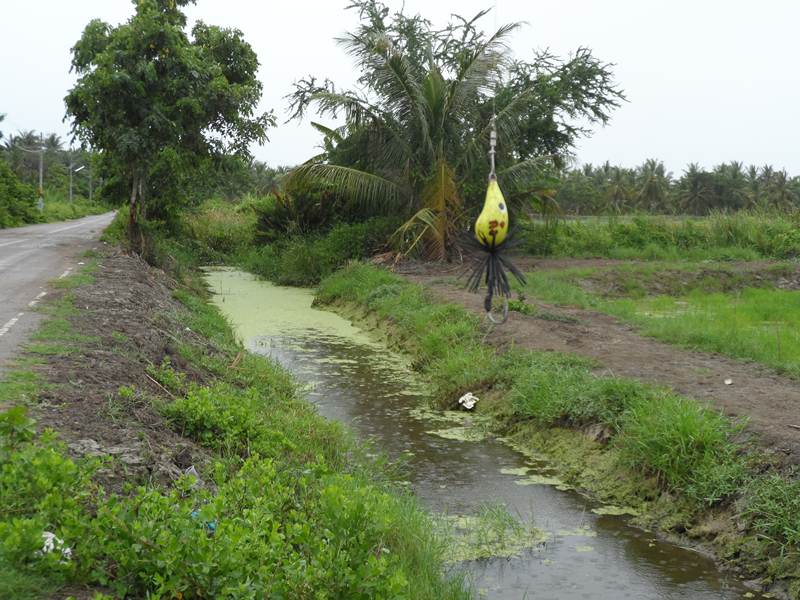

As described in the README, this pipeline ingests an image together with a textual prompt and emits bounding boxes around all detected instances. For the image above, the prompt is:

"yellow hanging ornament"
[474,177,508,248]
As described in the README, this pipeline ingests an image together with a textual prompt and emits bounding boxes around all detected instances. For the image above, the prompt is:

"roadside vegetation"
[0,255,467,598]
[0,123,108,228]
[316,263,800,596]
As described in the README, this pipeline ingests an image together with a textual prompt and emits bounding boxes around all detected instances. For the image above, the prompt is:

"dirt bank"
[399,262,800,466]
[27,249,214,491]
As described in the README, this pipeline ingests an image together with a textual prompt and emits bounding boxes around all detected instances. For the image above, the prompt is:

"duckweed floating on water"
[514,474,569,488]
[591,505,640,517]
[442,512,546,563]
[556,527,597,538]
[428,426,487,442]
[575,545,595,553]
[500,467,531,477]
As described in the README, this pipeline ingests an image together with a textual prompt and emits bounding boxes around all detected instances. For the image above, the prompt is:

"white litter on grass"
[38,532,72,562]
[185,465,204,489]
[724,378,733,386]
[458,392,479,410]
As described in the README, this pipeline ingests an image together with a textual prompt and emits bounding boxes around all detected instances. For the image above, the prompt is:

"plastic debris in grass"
[458,391,479,410]
[38,531,72,562]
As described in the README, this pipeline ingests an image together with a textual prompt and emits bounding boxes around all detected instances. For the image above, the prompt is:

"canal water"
[205,268,766,600]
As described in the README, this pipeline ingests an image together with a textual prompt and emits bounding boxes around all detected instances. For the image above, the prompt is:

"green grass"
[39,194,109,224]
[522,212,800,260]
[519,267,800,377]
[0,370,42,405]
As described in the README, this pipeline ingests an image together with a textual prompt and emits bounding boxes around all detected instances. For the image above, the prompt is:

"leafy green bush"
[243,216,401,286]
[0,160,37,228]
[0,381,465,599]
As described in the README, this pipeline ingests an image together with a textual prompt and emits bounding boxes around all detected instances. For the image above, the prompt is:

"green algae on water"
[428,426,487,442]
[203,267,379,347]
[592,505,640,517]
[442,513,546,563]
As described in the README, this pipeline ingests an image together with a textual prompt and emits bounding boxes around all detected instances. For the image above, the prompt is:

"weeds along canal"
[205,267,765,600]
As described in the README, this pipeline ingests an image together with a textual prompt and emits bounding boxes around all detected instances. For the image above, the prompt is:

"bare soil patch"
[28,249,215,491]
[401,260,800,466]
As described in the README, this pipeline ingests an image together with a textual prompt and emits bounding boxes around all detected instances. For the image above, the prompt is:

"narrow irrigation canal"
[205,268,766,600]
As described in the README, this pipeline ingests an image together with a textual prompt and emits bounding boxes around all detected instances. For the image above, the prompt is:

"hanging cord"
[488,114,497,180]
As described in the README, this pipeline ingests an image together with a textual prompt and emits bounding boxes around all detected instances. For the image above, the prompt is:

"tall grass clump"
[523,212,800,260]
[185,198,257,260]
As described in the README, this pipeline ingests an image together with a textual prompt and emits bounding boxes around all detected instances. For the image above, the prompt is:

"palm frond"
[497,156,553,191]
[287,163,405,213]
[445,22,521,120]
[310,91,417,168]
[391,207,440,258]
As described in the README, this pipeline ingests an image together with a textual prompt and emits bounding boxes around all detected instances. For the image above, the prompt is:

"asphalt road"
[0,212,116,373]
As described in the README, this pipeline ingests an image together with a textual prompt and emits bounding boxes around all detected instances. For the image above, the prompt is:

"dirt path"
[402,268,800,465]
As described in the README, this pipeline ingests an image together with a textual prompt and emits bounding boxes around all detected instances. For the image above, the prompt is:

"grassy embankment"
[522,212,800,261]
[316,263,800,597]
[0,237,467,598]
[514,263,800,378]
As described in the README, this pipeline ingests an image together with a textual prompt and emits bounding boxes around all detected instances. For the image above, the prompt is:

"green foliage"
[522,213,800,260]
[616,396,746,504]
[553,160,800,215]
[743,475,800,550]
[185,198,257,260]
[0,159,36,228]
[288,1,623,258]
[65,0,273,243]
[241,216,400,286]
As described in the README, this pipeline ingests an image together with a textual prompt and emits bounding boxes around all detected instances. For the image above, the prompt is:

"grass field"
[518,263,800,377]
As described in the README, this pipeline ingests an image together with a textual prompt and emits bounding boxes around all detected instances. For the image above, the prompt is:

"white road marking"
[0,238,27,249]
[27,291,47,308]
[0,312,25,338]
[58,269,72,279]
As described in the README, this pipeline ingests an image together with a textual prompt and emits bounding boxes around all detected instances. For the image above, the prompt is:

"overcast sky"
[1,0,798,175]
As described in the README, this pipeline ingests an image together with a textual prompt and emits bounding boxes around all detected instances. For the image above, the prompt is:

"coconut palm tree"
[286,2,623,259]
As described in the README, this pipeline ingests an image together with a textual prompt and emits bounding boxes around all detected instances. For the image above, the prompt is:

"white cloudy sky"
[1,0,798,174]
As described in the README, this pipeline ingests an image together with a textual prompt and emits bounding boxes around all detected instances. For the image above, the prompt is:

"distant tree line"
[1,129,95,200]
[555,160,800,215]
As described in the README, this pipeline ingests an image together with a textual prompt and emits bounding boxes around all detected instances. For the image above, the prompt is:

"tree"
[287,1,623,259]
[65,0,273,248]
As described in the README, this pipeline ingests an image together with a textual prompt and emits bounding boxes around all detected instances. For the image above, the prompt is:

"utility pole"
[69,149,74,203]
[88,161,93,202]
[37,133,44,212]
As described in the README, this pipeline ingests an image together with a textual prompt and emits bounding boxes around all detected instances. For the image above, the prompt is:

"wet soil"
[399,258,800,465]
[26,249,214,491]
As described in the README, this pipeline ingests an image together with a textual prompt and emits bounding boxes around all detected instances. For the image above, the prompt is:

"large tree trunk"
[128,173,140,253]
